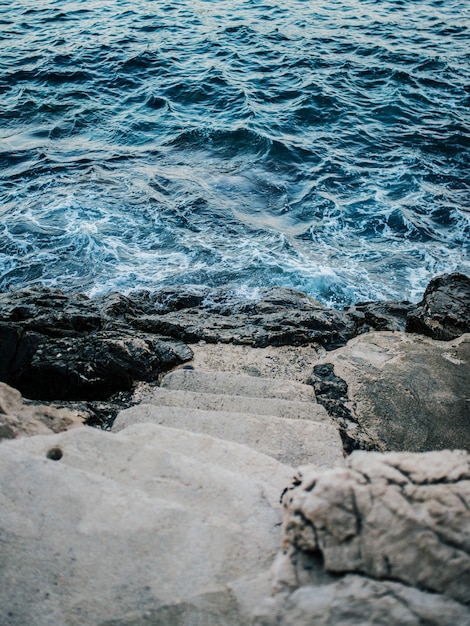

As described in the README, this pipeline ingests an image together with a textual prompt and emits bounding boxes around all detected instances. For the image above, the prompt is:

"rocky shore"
[0,273,469,625]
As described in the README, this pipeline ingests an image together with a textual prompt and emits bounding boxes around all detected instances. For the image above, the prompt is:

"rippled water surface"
[1,0,469,305]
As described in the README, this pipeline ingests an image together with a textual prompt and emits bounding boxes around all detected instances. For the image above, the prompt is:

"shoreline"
[0,271,469,442]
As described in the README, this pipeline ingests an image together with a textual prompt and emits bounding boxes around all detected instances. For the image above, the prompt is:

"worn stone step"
[0,423,293,624]
[133,386,329,422]
[114,405,344,468]
[160,369,316,402]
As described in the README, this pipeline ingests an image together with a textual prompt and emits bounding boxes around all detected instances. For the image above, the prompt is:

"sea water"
[1,0,469,306]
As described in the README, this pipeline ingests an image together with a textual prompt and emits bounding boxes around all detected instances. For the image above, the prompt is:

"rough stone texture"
[252,450,470,625]
[0,273,468,402]
[313,331,470,452]
[189,342,326,383]
[0,382,84,440]
[131,286,358,349]
[133,386,330,421]
[161,369,316,401]
[113,404,344,468]
[0,423,293,626]
[281,450,470,605]
[253,575,470,626]
[0,286,193,400]
[406,272,470,340]
[307,362,379,453]
[345,300,414,333]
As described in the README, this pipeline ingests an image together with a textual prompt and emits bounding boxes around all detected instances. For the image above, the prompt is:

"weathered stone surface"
[253,450,470,625]
[113,404,344,468]
[161,369,316,401]
[281,450,470,605]
[406,272,470,340]
[0,285,193,400]
[0,382,85,440]
[189,342,325,382]
[253,575,470,626]
[312,331,470,452]
[0,423,293,626]
[133,386,330,421]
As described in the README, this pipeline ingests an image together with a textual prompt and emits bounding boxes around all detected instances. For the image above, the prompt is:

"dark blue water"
[1,0,469,306]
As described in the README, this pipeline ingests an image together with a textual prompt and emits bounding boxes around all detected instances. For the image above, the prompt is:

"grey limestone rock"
[281,449,470,605]
[254,449,470,625]
[113,404,344,468]
[0,423,293,626]
[312,331,470,452]
[253,575,470,626]
[161,368,316,401]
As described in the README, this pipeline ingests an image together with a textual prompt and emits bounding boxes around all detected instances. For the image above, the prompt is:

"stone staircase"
[0,362,346,625]
[114,367,345,469]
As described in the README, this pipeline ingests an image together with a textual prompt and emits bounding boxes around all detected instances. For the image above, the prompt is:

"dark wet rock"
[345,300,413,333]
[9,332,192,401]
[0,286,193,401]
[307,364,379,453]
[134,287,356,348]
[406,272,470,340]
[134,307,356,349]
[0,274,468,402]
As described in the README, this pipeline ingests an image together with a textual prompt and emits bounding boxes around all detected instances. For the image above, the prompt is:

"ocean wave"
[0,0,468,305]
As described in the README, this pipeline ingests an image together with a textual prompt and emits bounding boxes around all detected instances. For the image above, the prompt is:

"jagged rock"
[0,273,468,401]
[0,286,193,400]
[0,382,84,440]
[133,290,357,349]
[253,450,470,625]
[406,272,470,340]
[307,362,378,453]
[14,332,192,401]
[345,300,413,333]
[0,423,293,626]
[312,331,470,452]
[281,450,470,605]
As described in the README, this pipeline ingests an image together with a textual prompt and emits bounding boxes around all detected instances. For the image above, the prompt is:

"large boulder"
[281,450,470,604]
[254,450,470,625]
[406,272,470,340]
[310,331,470,452]
[0,287,193,400]
[6,331,193,401]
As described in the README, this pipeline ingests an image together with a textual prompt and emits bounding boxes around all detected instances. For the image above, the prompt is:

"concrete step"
[160,369,316,402]
[113,404,344,468]
[133,386,330,422]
